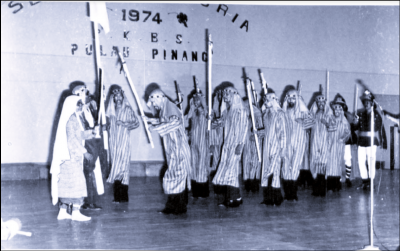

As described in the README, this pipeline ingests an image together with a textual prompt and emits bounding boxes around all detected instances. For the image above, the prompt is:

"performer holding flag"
[76,2,110,210]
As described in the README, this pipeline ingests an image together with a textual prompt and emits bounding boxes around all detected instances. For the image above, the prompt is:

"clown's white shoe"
[72,210,91,222]
[57,208,72,220]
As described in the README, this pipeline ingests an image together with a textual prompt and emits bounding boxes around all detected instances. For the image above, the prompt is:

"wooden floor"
[1,170,399,250]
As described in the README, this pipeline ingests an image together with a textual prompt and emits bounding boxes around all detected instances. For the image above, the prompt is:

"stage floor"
[1,170,399,250]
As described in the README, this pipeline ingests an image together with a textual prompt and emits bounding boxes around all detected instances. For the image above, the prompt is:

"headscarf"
[282,89,309,113]
[106,88,131,118]
[148,89,182,122]
[310,94,333,117]
[262,93,281,112]
[72,84,94,127]
[50,95,83,205]
[223,87,243,111]
[187,92,207,119]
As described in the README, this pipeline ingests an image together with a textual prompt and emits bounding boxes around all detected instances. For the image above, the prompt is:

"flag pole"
[207,33,213,131]
[118,52,154,148]
[92,20,108,149]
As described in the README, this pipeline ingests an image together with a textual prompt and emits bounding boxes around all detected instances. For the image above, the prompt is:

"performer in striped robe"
[260,92,289,206]
[282,90,314,201]
[185,92,210,198]
[210,90,224,174]
[106,88,140,203]
[145,89,191,214]
[212,87,248,207]
[326,96,351,192]
[242,102,263,193]
[310,94,335,197]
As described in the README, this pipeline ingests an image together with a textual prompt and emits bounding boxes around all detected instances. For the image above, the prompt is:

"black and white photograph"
[1,1,399,250]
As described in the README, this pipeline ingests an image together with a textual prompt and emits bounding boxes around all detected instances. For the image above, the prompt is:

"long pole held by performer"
[175,81,185,126]
[208,33,213,131]
[354,84,359,119]
[259,71,268,95]
[118,52,154,149]
[326,70,330,104]
[246,78,261,162]
[91,9,108,150]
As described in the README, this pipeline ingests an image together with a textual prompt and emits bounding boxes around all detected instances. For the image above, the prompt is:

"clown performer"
[326,95,351,192]
[106,87,140,203]
[72,84,108,210]
[310,94,336,197]
[259,92,290,206]
[50,95,94,221]
[209,90,224,174]
[144,89,191,215]
[336,94,358,187]
[211,87,248,207]
[242,97,263,193]
[281,89,314,201]
[185,91,211,198]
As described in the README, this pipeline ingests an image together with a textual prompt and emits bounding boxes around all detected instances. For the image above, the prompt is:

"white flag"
[89,2,110,34]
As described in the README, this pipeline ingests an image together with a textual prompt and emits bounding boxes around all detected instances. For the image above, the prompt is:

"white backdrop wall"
[1,2,399,164]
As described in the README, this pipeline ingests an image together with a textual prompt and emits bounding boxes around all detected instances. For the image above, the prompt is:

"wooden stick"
[297,81,302,96]
[208,33,213,131]
[260,71,268,95]
[246,79,261,162]
[250,80,258,106]
[326,70,329,102]
[354,84,359,119]
[118,52,154,148]
[194,76,200,94]
[17,231,32,237]
[175,81,185,126]
[92,22,108,149]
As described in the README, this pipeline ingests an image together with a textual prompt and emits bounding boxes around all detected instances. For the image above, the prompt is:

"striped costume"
[212,87,248,207]
[106,97,137,186]
[106,89,139,203]
[242,103,263,192]
[260,93,290,206]
[147,89,191,214]
[186,93,210,197]
[210,94,224,171]
[326,105,350,191]
[282,90,313,200]
[309,94,335,197]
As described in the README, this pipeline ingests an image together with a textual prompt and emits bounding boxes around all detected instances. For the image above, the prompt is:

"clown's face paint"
[286,94,296,108]
[76,99,84,113]
[148,92,165,111]
[223,88,235,106]
[194,97,201,108]
[113,92,124,107]
[317,100,326,111]
[333,104,343,117]
[264,94,275,108]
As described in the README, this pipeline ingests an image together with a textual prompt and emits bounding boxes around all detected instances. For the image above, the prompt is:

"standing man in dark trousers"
[72,84,109,210]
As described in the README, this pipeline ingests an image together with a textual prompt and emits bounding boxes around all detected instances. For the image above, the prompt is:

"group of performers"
[50,78,389,218]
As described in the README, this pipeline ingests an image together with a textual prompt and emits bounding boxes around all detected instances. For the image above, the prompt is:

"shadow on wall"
[47,81,86,164]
